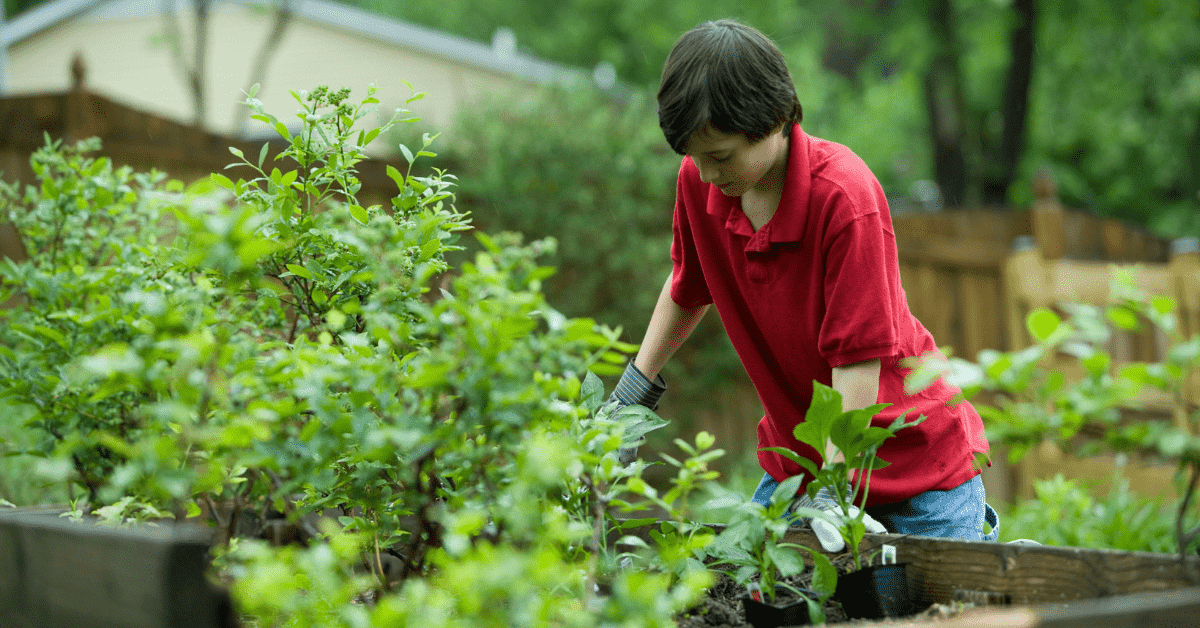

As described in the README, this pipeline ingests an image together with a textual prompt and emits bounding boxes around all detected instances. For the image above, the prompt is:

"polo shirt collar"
[705,124,812,247]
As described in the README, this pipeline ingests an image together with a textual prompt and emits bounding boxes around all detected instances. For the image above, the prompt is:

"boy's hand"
[804,486,888,553]
[608,361,667,464]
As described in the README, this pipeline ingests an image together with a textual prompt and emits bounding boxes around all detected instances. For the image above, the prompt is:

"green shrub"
[907,275,1200,558]
[1000,472,1177,553]
[448,84,745,401]
[0,83,718,626]
[450,84,674,334]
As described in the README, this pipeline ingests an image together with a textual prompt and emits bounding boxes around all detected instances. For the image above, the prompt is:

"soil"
[675,555,973,627]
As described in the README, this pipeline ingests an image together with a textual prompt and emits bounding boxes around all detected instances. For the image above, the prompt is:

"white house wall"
[7,0,550,153]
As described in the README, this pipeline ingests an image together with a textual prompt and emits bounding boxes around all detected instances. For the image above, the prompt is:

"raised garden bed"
[3,508,1198,627]
[656,524,1200,627]
[0,508,234,628]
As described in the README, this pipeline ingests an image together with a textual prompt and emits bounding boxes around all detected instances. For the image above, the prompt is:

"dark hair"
[657,19,802,155]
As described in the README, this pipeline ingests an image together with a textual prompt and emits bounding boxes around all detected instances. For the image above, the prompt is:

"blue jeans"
[751,472,1000,542]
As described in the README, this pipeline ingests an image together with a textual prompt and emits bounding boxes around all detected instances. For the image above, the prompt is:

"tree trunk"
[230,0,296,136]
[190,0,210,130]
[922,0,971,208]
[161,0,210,131]
[982,0,1037,205]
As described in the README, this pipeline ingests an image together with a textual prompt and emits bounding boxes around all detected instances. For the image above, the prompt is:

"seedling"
[763,381,925,569]
[705,473,837,623]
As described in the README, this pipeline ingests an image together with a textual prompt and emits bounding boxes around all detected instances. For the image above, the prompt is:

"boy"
[611,19,999,549]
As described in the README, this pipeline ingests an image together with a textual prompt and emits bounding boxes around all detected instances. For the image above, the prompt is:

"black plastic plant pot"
[740,589,811,628]
[833,563,913,619]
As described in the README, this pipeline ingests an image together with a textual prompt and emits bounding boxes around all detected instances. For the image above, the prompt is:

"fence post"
[1003,235,1044,350]
[1171,237,1200,428]
[1031,168,1066,260]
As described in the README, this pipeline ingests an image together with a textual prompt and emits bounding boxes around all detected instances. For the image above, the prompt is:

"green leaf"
[405,361,451,388]
[285,264,313,280]
[385,164,405,190]
[771,475,804,506]
[808,550,838,598]
[257,142,270,169]
[34,326,66,347]
[1027,308,1062,342]
[581,371,604,411]
[299,418,321,441]
[1082,351,1111,377]
[759,447,819,478]
[348,204,369,225]
[229,146,245,160]
[1106,306,1141,331]
[1151,296,1175,315]
[210,173,234,191]
[765,542,803,577]
[399,144,415,165]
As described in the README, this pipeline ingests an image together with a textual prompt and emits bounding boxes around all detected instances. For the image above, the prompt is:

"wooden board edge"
[885,586,1200,628]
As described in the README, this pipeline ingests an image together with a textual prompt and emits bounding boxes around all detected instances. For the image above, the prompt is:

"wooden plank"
[771,529,1200,607]
[957,271,1001,359]
[0,510,234,628]
[1002,247,1044,348]
[615,521,1199,608]
[874,586,1200,628]
[1103,218,1129,261]
[1014,440,1179,503]
[1047,260,1173,305]
[899,239,1010,270]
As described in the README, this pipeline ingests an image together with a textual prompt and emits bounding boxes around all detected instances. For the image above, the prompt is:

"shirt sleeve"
[818,209,899,367]
[669,160,714,308]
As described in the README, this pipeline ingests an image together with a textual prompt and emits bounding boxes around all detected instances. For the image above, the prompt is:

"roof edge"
[1,0,592,86]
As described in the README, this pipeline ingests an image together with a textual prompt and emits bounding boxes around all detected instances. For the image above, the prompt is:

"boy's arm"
[827,358,882,464]
[609,274,707,464]
[632,273,709,380]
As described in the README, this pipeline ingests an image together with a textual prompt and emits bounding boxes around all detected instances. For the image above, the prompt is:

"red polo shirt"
[669,124,989,506]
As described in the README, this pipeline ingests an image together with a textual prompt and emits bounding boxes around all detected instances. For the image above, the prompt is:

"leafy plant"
[0,133,184,509]
[765,382,924,570]
[704,473,837,622]
[617,429,724,582]
[0,81,724,626]
[907,273,1200,568]
[447,83,745,403]
[1000,471,1177,553]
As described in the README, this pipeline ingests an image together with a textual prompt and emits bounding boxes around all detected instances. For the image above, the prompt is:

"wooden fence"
[892,178,1199,504]
[893,197,1172,363]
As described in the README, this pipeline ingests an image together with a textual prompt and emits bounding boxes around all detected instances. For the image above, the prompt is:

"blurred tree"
[2,0,47,18]
[348,0,1198,236]
[1024,0,1200,236]
[8,0,1196,235]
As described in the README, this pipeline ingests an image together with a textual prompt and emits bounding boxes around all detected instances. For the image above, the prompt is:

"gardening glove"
[797,485,888,553]
[608,361,667,465]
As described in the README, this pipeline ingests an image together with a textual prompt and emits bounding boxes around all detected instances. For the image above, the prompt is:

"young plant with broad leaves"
[766,383,924,570]
[704,472,838,622]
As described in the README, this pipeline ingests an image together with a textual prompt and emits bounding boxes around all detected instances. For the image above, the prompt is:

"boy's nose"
[697,164,718,183]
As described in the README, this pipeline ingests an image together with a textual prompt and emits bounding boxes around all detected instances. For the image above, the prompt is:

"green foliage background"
[444,86,749,410]
[349,0,1200,238]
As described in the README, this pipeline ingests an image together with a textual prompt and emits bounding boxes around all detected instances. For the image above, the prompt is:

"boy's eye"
[711,154,731,163]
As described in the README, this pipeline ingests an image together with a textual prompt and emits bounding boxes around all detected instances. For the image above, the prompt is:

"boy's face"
[682,124,789,197]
